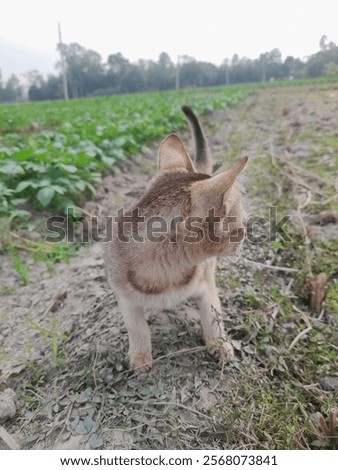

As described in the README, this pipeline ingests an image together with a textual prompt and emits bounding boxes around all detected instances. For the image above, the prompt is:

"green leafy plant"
[25,316,67,367]
[8,244,30,285]
[0,87,245,219]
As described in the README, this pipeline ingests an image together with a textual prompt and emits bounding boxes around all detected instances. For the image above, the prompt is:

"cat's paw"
[128,350,153,372]
[207,338,234,363]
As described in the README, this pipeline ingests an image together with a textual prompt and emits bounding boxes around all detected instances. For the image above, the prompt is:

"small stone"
[0,389,16,421]
[319,376,338,391]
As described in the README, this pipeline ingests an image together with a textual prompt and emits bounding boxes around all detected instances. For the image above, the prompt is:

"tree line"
[1,35,338,102]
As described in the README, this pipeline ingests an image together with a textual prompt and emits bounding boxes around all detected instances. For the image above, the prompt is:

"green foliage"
[325,63,338,77]
[26,316,67,367]
[0,87,245,219]
[326,283,338,314]
[8,244,30,285]
[307,45,338,78]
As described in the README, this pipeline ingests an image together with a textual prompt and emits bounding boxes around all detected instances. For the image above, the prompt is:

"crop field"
[0,81,337,451]
[0,87,245,219]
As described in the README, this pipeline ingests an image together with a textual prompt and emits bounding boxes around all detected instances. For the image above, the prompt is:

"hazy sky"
[0,0,337,79]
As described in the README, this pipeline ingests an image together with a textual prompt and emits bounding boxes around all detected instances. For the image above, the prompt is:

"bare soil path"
[1,84,337,450]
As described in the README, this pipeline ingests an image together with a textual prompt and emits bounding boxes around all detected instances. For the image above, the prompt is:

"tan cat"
[105,106,248,371]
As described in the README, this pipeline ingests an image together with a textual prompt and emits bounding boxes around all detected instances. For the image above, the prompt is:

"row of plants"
[0,86,245,220]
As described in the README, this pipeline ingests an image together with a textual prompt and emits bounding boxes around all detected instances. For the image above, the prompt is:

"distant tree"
[24,70,46,101]
[231,56,259,83]
[105,52,130,92]
[283,56,305,79]
[107,52,129,74]
[307,44,338,77]
[122,64,146,92]
[24,70,44,88]
[178,59,218,88]
[1,38,333,103]
[180,60,199,87]
[199,62,219,86]
[231,53,255,83]
[0,69,3,101]
[232,54,239,68]
[266,48,283,80]
[28,84,45,101]
[319,35,337,51]
[46,75,63,99]
[257,49,282,82]
[283,56,295,78]
[158,51,173,69]
[141,53,175,91]
[57,43,104,98]
[319,35,328,51]
[2,74,23,102]
[325,62,338,77]
[157,52,175,90]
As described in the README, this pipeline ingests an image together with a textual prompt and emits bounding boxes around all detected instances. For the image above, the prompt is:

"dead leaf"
[49,287,68,313]
[90,434,103,449]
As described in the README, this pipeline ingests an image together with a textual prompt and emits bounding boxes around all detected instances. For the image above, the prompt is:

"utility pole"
[261,54,267,83]
[224,59,230,85]
[58,22,69,100]
[175,55,180,90]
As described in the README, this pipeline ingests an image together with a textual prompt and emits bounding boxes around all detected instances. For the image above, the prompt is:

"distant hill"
[0,38,58,79]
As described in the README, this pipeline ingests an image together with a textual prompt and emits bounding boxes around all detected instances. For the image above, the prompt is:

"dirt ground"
[0,84,337,450]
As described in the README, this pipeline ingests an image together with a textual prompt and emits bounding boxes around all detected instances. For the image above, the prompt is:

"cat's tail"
[181,105,212,175]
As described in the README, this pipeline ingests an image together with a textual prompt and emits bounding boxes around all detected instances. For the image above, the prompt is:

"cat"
[104,105,248,371]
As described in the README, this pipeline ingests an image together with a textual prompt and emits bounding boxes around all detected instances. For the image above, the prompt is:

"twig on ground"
[245,259,298,273]
[288,326,312,351]
[281,157,329,185]
[317,307,325,321]
[128,346,207,375]
[296,191,312,210]
[289,306,313,351]
[273,150,327,196]
[292,305,312,328]
[146,346,207,366]
[128,400,212,420]
[284,173,326,196]
[309,194,338,206]
[284,279,294,294]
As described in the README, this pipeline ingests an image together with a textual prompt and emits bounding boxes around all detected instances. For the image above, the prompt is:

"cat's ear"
[158,134,195,172]
[195,156,248,205]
